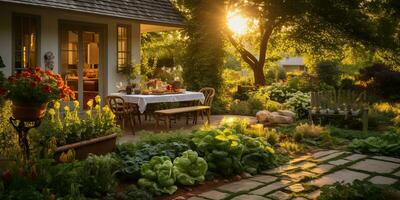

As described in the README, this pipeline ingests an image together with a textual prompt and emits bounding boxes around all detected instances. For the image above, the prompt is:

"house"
[278,57,305,73]
[0,0,184,107]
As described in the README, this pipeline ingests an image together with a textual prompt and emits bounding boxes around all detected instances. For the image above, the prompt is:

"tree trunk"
[253,63,266,86]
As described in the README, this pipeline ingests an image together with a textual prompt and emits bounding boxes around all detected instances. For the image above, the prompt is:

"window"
[13,14,40,71]
[117,24,131,72]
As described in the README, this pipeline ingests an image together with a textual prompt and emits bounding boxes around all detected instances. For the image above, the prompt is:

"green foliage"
[315,61,341,87]
[137,156,177,195]
[173,150,208,185]
[230,100,252,115]
[349,127,400,157]
[318,180,394,200]
[283,91,311,119]
[278,140,304,154]
[0,101,20,159]
[79,154,119,198]
[192,127,276,176]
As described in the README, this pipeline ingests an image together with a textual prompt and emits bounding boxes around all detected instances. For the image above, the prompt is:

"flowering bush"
[283,91,311,119]
[3,67,74,104]
[30,96,120,158]
[262,82,297,103]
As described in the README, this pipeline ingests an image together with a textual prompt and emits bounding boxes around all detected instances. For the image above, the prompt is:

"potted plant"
[2,67,74,121]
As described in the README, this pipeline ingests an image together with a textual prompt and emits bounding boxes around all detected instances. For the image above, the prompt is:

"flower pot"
[11,102,48,121]
[55,133,118,160]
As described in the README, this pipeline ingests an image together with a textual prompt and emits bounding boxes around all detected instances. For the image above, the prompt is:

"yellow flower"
[54,101,60,110]
[73,100,79,108]
[87,99,93,108]
[95,95,101,103]
[227,135,239,141]
[85,110,92,117]
[215,134,229,141]
[230,141,239,147]
[48,108,56,116]
[102,105,110,113]
[95,104,100,110]
[64,106,70,112]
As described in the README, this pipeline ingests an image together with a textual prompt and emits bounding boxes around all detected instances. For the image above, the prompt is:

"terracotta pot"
[55,133,118,160]
[12,102,48,121]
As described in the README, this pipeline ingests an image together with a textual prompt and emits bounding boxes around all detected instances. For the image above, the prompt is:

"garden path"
[117,115,257,144]
[187,150,400,200]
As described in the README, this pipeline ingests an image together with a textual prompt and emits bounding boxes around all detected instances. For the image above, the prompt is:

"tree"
[225,0,400,86]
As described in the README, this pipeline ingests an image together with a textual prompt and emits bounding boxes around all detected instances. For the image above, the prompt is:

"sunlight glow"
[227,11,248,35]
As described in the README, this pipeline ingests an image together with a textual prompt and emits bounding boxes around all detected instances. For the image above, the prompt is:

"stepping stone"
[307,190,321,200]
[328,159,350,166]
[371,156,400,163]
[309,169,369,187]
[316,152,346,162]
[369,176,398,185]
[268,191,290,200]
[250,175,278,184]
[394,171,400,177]
[249,180,290,196]
[312,150,339,158]
[188,197,207,200]
[294,161,317,170]
[290,155,312,164]
[262,165,297,174]
[198,190,230,200]
[283,171,315,182]
[348,159,400,174]
[286,183,305,193]
[218,180,264,193]
[309,164,335,174]
[292,197,308,200]
[344,154,368,161]
[231,194,270,200]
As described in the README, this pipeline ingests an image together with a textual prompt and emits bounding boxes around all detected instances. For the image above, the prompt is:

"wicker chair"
[106,96,135,134]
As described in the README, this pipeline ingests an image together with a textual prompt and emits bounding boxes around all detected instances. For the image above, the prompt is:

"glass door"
[61,24,103,110]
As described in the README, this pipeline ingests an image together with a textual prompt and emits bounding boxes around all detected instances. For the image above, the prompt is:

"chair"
[106,96,135,134]
[193,87,215,124]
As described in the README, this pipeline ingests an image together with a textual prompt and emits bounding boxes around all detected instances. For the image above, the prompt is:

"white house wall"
[0,3,141,94]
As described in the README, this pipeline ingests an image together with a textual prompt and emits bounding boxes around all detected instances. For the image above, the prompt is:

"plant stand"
[9,117,42,161]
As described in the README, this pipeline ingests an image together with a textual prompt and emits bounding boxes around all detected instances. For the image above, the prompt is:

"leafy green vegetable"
[173,150,207,185]
[137,156,177,195]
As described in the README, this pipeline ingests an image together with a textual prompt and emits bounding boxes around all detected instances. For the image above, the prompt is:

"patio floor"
[117,115,258,144]
[186,150,400,200]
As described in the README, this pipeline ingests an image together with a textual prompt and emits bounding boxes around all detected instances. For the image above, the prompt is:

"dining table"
[109,91,205,113]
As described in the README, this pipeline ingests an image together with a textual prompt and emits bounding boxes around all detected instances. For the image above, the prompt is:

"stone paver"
[286,183,305,193]
[283,171,315,182]
[309,169,369,187]
[295,161,317,170]
[309,164,335,174]
[218,180,264,193]
[250,175,278,184]
[371,156,400,163]
[250,180,291,196]
[292,197,308,200]
[268,191,290,200]
[290,155,313,164]
[262,165,297,174]
[328,159,350,166]
[344,154,367,161]
[348,159,400,174]
[316,151,346,162]
[369,176,398,185]
[394,171,400,177]
[307,190,321,200]
[188,197,207,200]
[312,150,339,158]
[231,194,270,200]
[198,190,229,200]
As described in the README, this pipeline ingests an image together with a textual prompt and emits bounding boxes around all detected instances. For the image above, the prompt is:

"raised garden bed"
[55,133,118,160]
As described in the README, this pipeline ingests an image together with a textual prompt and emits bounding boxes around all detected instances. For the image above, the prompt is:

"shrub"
[315,61,341,87]
[0,101,20,159]
[278,140,303,154]
[358,63,400,102]
[294,123,327,140]
[318,180,396,200]
[79,154,119,197]
[283,91,310,119]
[263,82,296,103]
[230,100,251,115]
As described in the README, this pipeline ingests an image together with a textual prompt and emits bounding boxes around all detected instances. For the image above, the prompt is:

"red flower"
[43,85,51,93]
[8,76,16,83]
[21,71,31,77]
[30,166,37,180]
[16,74,21,79]
[45,70,54,76]
[30,81,38,88]
[0,88,7,96]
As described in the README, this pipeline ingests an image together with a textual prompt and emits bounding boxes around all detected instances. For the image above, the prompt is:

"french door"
[60,22,105,110]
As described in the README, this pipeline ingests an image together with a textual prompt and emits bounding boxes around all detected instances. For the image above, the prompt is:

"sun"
[227,11,248,35]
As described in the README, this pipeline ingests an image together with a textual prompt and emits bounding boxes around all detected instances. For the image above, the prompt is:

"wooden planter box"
[55,133,118,160]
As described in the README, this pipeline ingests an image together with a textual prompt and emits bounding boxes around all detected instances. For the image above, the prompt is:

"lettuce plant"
[173,150,207,185]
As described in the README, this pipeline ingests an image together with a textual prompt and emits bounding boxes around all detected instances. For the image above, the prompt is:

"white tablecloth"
[109,91,205,113]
